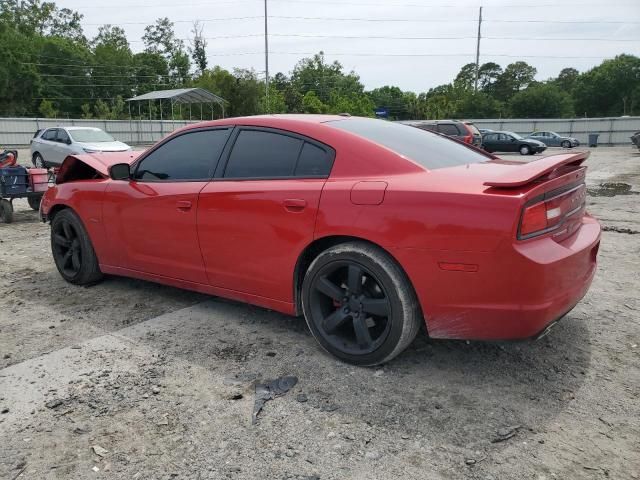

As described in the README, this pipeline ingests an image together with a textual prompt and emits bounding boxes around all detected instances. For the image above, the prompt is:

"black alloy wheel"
[52,216,83,278]
[50,209,103,285]
[309,261,392,356]
[302,242,422,366]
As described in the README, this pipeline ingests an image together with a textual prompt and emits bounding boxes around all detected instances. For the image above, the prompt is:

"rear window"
[437,124,460,136]
[328,118,490,170]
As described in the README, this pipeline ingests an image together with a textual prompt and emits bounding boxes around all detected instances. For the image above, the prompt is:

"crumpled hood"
[56,151,141,183]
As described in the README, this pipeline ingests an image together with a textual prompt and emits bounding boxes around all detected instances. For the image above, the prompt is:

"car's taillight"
[463,134,473,144]
[518,184,586,239]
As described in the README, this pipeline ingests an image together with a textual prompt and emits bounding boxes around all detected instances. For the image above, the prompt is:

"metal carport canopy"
[126,88,226,105]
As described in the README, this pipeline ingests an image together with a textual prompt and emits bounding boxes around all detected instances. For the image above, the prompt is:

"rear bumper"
[395,215,601,340]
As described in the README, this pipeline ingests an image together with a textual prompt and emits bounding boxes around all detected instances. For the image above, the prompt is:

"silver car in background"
[526,131,579,148]
[30,127,131,168]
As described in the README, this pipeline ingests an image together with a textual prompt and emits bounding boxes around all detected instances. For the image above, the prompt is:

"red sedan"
[40,115,600,365]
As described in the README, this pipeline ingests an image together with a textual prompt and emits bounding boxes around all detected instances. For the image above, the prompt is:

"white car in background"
[30,127,131,168]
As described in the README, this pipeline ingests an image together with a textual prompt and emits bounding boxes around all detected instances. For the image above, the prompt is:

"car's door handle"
[283,198,306,212]
[177,200,192,211]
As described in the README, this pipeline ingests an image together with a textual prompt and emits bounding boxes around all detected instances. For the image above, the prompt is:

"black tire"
[28,194,43,211]
[519,145,531,155]
[33,153,46,168]
[0,199,13,223]
[301,242,422,366]
[50,208,103,285]
[561,140,571,148]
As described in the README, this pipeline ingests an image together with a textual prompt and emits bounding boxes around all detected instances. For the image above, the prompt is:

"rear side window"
[437,124,460,136]
[42,129,57,141]
[416,123,437,132]
[134,129,230,181]
[328,118,490,170]
[295,142,331,176]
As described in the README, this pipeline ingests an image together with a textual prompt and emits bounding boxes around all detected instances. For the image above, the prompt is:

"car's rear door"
[197,127,335,303]
[102,127,231,283]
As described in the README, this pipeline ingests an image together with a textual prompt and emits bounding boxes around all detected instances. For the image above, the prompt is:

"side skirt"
[99,265,296,316]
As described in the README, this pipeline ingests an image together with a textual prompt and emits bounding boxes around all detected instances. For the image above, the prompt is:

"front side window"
[56,129,70,143]
[42,129,57,141]
[134,129,230,181]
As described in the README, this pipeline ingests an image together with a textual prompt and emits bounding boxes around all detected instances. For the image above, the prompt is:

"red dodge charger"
[40,115,600,365]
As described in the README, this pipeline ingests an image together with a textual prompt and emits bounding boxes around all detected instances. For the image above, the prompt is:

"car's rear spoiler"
[483,151,589,188]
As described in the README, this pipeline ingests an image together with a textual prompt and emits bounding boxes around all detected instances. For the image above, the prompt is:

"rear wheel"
[28,194,43,211]
[561,140,571,148]
[519,145,531,155]
[51,209,103,285]
[0,199,13,223]
[301,242,422,366]
[33,153,46,168]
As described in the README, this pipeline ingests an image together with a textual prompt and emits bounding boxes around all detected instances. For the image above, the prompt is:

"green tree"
[492,61,537,101]
[301,91,327,114]
[573,54,640,116]
[38,98,57,117]
[189,21,207,75]
[368,86,408,119]
[143,17,190,84]
[508,83,574,118]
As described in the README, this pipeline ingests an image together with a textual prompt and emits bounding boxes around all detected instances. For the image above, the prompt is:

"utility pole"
[264,0,270,113]
[474,6,483,93]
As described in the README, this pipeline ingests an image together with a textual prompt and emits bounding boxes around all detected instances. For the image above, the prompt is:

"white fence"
[0,117,197,147]
[1,116,638,147]
[470,116,639,146]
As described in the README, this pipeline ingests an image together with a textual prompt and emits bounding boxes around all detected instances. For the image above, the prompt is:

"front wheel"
[561,140,571,148]
[51,208,103,285]
[301,242,422,366]
[33,153,46,168]
[519,145,531,155]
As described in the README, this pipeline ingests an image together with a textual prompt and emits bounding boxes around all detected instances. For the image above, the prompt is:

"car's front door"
[52,129,72,164]
[102,128,231,283]
[502,133,518,152]
[197,127,335,303]
[38,128,59,163]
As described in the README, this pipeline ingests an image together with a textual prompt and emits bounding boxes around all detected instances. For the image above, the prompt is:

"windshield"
[506,131,524,140]
[69,129,116,143]
[327,118,491,170]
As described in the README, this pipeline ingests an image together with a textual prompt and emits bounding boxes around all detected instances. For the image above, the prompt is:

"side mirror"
[109,163,131,180]
[66,139,72,145]
[510,138,515,142]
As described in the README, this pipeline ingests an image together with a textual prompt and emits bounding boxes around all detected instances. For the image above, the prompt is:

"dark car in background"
[400,120,483,148]
[527,131,579,148]
[482,131,547,155]
[631,130,640,151]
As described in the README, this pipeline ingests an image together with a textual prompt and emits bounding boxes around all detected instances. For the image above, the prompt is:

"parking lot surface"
[1,147,639,479]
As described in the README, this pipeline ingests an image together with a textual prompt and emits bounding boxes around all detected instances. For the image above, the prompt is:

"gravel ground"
[1,146,639,479]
